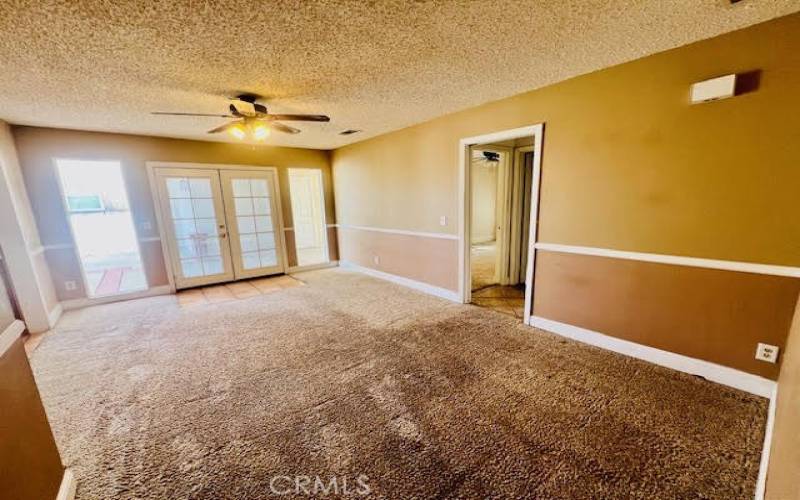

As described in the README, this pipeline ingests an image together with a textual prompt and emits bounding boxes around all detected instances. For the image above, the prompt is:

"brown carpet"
[31,269,767,499]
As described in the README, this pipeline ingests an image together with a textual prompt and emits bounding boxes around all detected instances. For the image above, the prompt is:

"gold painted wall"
[13,127,335,300]
[331,13,800,378]
[333,13,800,266]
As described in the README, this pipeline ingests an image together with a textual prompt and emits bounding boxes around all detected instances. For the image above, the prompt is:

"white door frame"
[509,145,536,284]
[146,162,289,291]
[458,124,544,324]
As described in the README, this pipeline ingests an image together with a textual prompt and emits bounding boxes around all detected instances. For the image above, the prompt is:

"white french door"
[154,168,234,288]
[153,167,286,289]
[220,170,285,279]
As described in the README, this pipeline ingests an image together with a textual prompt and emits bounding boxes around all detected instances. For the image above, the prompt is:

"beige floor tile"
[503,287,525,299]
[273,275,304,288]
[226,281,260,298]
[472,297,511,308]
[472,287,505,298]
[25,332,46,355]
[250,277,283,294]
[473,291,525,319]
[472,285,525,299]
[202,285,236,303]
[177,289,208,306]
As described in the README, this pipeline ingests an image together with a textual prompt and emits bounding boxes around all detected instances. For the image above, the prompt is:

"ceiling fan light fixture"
[228,123,247,140]
[251,122,270,141]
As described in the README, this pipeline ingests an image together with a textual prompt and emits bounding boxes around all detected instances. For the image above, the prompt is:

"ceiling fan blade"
[207,120,240,134]
[152,112,232,118]
[267,114,330,122]
[229,104,244,117]
[270,122,301,134]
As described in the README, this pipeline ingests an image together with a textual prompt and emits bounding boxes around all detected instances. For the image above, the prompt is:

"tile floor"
[471,284,526,319]
[24,274,306,357]
[25,330,46,355]
[176,274,305,307]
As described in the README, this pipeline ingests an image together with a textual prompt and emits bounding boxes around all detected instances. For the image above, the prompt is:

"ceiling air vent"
[339,129,361,136]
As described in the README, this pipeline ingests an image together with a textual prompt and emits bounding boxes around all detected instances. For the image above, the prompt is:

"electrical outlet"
[373,255,380,265]
[439,215,448,227]
[755,343,779,363]
[141,220,152,231]
[64,280,77,291]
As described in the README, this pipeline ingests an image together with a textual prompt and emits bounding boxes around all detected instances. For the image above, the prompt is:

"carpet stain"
[30,269,767,499]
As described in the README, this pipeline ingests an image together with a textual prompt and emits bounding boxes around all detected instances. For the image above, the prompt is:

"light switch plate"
[755,343,779,363]
[439,216,448,227]
[373,255,380,265]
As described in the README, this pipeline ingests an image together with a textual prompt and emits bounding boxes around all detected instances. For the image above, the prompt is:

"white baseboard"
[754,385,778,500]
[340,261,460,302]
[0,319,26,357]
[286,261,339,273]
[56,468,76,500]
[528,315,776,398]
[48,304,63,328]
[61,285,173,311]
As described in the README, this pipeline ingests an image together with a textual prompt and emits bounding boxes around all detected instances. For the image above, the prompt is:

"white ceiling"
[0,1,797,150]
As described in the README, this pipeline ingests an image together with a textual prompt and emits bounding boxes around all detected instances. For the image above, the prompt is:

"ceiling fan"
[151,94,330,140]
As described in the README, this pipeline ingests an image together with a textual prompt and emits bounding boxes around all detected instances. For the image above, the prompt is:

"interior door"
[220,170,286,279]
[154,168,234,289]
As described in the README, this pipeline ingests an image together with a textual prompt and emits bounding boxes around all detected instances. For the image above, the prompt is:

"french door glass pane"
[203,256,224,274]
[253,198,270,215]
[192,199,215,218]
[189,179,212,197]
[257,232,276,249]
[251,180,269,197]
[231,177,279,269]
[242,252,261,270]
[240,234,258,252]
[237,216,256,233]
[259,249,277,266]
[182,258,203,278]
[165,176,224,278]
[235,198,253,215]
[232,179,251,197]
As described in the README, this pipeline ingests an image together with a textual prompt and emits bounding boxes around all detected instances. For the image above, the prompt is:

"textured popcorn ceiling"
[0,1,797,149]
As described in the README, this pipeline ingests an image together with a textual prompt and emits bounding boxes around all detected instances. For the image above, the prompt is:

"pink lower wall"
[337,227,458,292]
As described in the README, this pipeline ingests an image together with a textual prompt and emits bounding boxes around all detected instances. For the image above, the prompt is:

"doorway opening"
[288,168,329,267]
[459,125,544,324]
[56,159,147,298]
